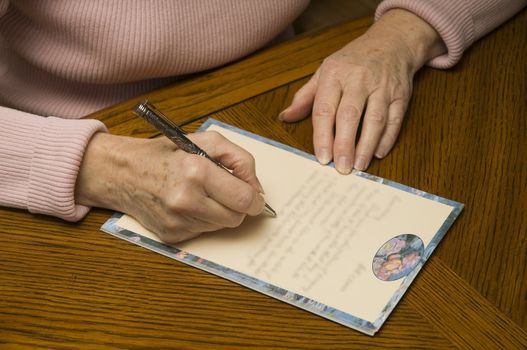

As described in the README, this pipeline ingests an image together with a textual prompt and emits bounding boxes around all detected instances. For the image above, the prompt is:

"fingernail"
[277,109,287,121]
[375,151,385,159]
[258,193,266,215]
[256,179,265,194]
[354,156,368,171]
[336,156,352,174]
[317,147,331,165]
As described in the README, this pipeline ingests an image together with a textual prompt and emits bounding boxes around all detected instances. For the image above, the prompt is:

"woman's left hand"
[279,9,445,173]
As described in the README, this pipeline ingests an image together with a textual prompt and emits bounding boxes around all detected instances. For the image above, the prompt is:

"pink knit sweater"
[0,0,525,221]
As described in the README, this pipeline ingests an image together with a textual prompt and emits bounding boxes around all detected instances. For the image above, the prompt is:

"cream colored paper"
[116,124,454,323]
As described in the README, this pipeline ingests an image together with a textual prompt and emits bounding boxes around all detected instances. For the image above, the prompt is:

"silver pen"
[133,100,277,217]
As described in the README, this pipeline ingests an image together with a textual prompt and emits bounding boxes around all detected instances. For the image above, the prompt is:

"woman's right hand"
[75,131,266,244]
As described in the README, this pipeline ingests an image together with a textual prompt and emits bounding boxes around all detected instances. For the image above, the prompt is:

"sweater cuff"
[375,0,476,69]
[27,116,107,221]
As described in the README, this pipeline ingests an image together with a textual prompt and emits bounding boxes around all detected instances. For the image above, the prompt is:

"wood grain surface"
[1,9,526,350]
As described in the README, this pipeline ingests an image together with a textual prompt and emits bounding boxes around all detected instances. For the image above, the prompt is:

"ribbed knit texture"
[376,0,526,68]
[0,0,309,221]
[0,107,106,221]
[0,0,523,222]
[0,0,309,118]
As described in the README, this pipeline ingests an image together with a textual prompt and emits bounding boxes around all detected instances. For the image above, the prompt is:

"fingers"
[155,215,213,244]
[312,72,342,165]
[333,86,369,174]
[202,161,265,217]
[197,196,247,227]
[157,230,202,245]
[278,28,418,173]
[189,131,264,193]
[354,92,389,170]
[122,133,265,245]
[152,155,258,243]
[175,152,265,217]
[279,72,319,122]
[165,181,248,229]
[281,70,348,167]
[375,99,406,159]
[354,96,407,168]
[149,170,252,245]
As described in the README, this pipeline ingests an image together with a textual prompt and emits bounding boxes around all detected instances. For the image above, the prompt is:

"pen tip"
[264,203,277,217]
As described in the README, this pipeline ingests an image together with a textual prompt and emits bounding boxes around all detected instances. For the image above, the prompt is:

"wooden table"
[1,11,526,349]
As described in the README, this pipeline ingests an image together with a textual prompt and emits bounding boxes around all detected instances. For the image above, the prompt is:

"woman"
[0,0,524,243]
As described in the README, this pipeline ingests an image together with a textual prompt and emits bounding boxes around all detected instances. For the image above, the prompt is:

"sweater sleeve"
[0,107,107,221]
[375,0,527,69]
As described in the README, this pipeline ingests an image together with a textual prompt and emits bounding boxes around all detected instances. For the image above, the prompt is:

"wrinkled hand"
[279,10,444,173]
[76,131,265,244]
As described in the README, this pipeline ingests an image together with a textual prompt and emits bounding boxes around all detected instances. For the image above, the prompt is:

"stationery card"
[101,119,463,335]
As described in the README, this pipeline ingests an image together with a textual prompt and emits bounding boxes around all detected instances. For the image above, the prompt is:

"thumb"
[279,71,319,122]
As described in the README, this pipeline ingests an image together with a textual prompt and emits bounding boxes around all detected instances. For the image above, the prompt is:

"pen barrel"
[134,103,175,137]
[133,102,202,155]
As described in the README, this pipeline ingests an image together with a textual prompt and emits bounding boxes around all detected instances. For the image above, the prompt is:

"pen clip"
[134,101,232,169]
[133,100,208,156]
[135,100,187,135]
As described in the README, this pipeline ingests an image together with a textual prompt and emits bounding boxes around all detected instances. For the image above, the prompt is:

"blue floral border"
[101,118,463,336]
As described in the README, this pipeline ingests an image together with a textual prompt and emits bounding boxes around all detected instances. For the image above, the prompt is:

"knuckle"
[166,186,193,213]
[206,130,224,143]
[180,155,207,182]
[156,229,169,242]
[155,211,203,245]
[197,130,226,154]
[158,221,185,244]
[366,110,386,124]
[321,57,341,72]
[160,232,187,245]
[338,104,362,123]
[355,152,370,162]
[387,115,403,126]
[163,220,182,235]
[333,139,353,153]
[160,220,205,244]
[313,102,336,118]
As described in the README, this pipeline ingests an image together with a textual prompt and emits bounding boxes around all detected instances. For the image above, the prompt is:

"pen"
[133,100,277,217]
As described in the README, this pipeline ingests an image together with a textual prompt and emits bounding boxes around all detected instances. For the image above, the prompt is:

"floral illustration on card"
[372,234,424,281]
